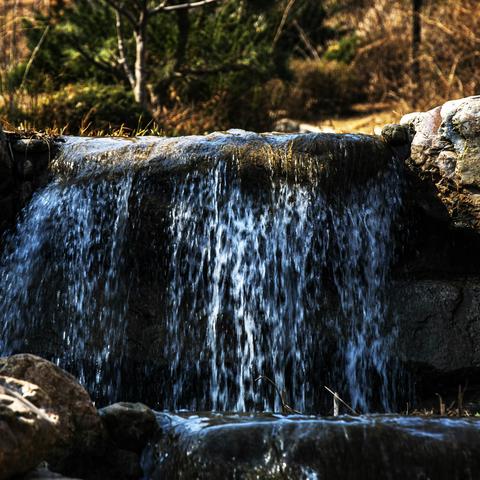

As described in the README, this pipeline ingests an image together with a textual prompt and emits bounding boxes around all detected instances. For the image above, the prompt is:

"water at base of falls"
[143,413,480,480]
[0,136,403,413]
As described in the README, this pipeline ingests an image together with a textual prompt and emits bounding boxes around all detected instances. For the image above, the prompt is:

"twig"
[435,393,445,415]
[152,0,220,14]
[458,380,468,417]
[254,375,301,415]
[324,386,359,415]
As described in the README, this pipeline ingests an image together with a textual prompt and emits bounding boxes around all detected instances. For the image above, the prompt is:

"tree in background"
[104,0,219,110]
[6,0,479,133]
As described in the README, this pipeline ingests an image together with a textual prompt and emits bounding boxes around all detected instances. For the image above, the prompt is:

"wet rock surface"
[99,402,158,453]
[51,131,395,192]
[143,412,480,480]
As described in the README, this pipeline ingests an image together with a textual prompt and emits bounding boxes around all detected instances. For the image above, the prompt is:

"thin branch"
[19,24,50,92]
[273,0,296,48]
[292,20,320,61]
[177,62,252,76]
[115,11,135,89]
[150,0,219,15]
[255,375,301,415]
[72,39,120,78]
[324,386,359,415]
[149,1,169,14]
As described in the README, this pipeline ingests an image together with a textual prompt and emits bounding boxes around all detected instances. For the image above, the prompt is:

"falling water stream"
[166,159,401,412]
[0,133,401,412]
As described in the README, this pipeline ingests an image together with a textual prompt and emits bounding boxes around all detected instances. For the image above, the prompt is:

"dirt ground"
[313,103,408,135]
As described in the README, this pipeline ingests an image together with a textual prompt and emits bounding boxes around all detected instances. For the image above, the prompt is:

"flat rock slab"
[51,131,394,191]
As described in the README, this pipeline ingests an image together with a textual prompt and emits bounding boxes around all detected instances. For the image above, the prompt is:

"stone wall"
[388,97,480,404]
[0,126,55,238]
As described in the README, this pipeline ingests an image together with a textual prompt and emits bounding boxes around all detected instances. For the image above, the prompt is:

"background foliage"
[0,0,479,134]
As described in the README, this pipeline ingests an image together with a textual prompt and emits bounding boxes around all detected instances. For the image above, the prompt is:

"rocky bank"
[385,96,480,403]
[0,354,157,480]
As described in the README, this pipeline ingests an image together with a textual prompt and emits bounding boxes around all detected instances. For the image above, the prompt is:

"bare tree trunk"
[412,0,422,106]
[133,14,148,109]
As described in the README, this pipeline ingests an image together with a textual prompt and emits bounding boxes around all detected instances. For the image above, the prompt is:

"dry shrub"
[284,58,361,119]
[352,0,480,109]
[152,84,277,135]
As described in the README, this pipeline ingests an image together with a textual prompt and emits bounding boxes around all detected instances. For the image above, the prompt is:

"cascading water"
[0,133,402,412]
[0,169,136,400]
[165,157,401,413]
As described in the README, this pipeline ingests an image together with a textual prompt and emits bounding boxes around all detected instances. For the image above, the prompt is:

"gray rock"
[23,160,35,178]
[99,402,157,453]
[381,123,410,146]
[392,277,480,374]
[21,464,83,479]
[274,118,300,133]
[401,96,480,230]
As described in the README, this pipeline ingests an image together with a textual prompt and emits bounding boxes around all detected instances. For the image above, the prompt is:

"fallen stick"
[324,386,359,416]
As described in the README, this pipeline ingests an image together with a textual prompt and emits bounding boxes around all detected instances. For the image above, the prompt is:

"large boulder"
[0,377,59,480]
[401,96,480,230]
[0,354,107,474]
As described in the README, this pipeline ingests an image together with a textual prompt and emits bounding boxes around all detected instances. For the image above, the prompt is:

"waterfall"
[165,158,401,412]
[0,133,402,412]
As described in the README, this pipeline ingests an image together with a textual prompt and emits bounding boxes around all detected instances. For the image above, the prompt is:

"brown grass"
[350,0,480,110]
